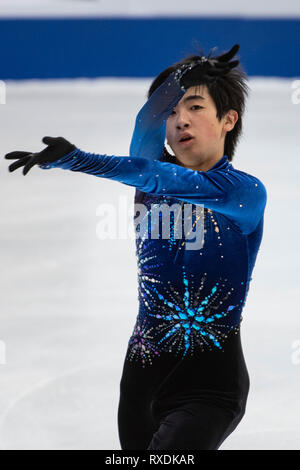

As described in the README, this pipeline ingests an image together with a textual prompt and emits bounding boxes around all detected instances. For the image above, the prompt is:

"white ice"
[0,76,299,450]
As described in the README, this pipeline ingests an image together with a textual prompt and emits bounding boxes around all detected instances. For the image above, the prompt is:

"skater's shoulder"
[228,163,267,194]
[223,164,267,211]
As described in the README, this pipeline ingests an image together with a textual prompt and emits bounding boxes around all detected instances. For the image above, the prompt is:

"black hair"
[148,47,249,162]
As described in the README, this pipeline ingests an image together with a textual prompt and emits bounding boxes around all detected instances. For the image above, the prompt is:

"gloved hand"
[5,136,76,175]
[178,44,240,89]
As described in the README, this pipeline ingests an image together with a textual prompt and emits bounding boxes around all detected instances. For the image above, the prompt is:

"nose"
[175,109,190,130]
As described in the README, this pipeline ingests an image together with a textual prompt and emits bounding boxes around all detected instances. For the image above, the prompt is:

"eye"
[169,105,203,116]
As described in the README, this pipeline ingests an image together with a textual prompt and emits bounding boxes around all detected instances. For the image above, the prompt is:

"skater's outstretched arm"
[5,136,266,235]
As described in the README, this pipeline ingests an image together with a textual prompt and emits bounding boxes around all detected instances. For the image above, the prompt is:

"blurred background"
[0,0,299,450]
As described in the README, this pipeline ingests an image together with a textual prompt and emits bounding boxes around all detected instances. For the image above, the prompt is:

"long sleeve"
[129,70,185,160]
[39,149,267,235]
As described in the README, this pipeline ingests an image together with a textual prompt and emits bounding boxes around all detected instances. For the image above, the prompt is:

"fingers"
[213,61,230,69]
[42,136,60,146]
[217,44,240,63]
[228,60,239,69]
[209,63,239,76]
[5,151,32,160]
[206,59,240,78]
[215,60,239,69]
[23,158,37,176]
[8,156,31,172]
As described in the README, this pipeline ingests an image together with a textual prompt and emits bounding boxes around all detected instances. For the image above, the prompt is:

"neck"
[175,150,224,172]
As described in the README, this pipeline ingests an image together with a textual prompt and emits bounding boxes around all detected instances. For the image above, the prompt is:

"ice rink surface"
[0,77,299,449]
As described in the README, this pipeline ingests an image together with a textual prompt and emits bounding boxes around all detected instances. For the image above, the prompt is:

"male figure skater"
[5,44,267,450]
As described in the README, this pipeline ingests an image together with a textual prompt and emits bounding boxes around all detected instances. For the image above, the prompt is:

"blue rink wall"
[1,17,300,79]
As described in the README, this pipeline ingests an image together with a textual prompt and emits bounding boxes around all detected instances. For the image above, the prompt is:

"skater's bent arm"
[39,148,267,235]
[129,70,185,160]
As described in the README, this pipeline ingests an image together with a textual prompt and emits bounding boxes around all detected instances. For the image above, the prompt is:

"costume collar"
[207,154,230,172]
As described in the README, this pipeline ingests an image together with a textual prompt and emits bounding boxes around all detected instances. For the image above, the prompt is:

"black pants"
[118,329,249,450]
[149,401,247,450]
[118,399,246,450]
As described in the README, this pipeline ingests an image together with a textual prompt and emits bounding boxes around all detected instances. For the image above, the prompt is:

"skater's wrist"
[38,148,79,169]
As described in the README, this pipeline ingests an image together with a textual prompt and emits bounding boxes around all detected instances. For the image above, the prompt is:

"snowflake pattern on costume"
[127,265,243,367]
[127,317,160,367]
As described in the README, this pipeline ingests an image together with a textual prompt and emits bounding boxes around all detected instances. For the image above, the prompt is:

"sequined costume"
[39,70,267,449]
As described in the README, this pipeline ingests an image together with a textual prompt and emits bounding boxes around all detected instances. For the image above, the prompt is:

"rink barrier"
[1,17,299,79]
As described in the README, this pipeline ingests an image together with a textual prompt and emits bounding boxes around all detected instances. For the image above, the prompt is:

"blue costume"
[40,70,267,449]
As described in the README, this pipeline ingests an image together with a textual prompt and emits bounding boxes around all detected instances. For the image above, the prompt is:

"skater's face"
[166,85,238,169]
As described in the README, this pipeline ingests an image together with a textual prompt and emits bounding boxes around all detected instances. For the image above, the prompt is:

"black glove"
[5,136,76,175]
[177,44,240,90]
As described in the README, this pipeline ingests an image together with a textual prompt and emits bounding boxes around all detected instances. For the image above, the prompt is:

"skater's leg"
[118,394,156,449]
[147,402,245,450]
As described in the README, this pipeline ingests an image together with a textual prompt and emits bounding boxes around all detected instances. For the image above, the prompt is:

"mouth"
[178,136,194,146]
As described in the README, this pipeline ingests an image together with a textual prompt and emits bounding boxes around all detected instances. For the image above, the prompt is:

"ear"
[224,109,239,132]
